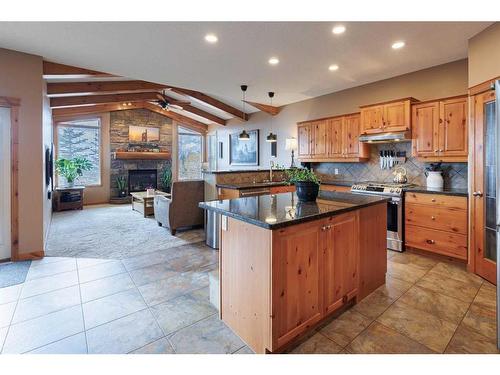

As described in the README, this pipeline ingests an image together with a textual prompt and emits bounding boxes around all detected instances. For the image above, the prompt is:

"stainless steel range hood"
[359,131,411,144]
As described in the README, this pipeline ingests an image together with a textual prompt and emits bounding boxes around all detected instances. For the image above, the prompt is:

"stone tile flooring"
[0,242,247,354]
[0,246,498,354]
[290,250,499,354]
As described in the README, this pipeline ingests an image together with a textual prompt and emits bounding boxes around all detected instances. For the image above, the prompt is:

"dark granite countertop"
[320,180,356,187]
[199,191,388,230]
[216,181,289,190]
[404,186,468,197]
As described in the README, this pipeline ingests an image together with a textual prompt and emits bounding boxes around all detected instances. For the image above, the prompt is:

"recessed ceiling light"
[268,57,280,65]
[204,34,218,43]
[328,64,339,71]
[332,25,346,35]
[392,41,405,50]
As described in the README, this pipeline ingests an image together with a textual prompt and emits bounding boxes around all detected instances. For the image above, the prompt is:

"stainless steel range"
[351,181,415,252]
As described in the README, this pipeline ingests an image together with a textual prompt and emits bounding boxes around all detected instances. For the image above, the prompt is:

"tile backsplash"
[313,142,468,189]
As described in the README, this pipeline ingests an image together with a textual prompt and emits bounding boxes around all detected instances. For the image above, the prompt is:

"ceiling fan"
[154,92,190,110]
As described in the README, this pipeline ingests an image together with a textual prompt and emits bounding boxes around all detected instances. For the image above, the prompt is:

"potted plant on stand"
[116,176,127,197]
[55,157,92,187]
[284,167,320,202]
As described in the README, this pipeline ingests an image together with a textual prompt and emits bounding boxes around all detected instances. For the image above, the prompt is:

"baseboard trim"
[12,250,44,261]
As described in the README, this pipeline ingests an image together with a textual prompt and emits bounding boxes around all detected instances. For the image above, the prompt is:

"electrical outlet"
[334,168,339,175]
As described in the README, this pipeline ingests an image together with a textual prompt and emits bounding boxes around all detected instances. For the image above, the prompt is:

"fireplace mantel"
[113,151,171,160]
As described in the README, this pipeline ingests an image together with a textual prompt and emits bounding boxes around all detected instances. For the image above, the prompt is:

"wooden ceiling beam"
[243,100,282,116]
[52,102,144,118]
[143,102,208,134]
[43,61,116,78]
[47,80,166,95]
[50,92,160,108]
[169,87,248,121]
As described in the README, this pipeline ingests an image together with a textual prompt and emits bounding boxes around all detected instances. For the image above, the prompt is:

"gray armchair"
[154,180,205,235]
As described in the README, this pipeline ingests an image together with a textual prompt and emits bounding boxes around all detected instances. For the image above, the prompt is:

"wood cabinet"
[297,123,312,158]
[297,114,369,162]
[411,96,468,162]
[219,203,386,353]
[360,98,416,134]
[273,220,325,348]
[272,211,359,348]
[405,192,468,260]
[320,184,352,193]
[323,213,359,314]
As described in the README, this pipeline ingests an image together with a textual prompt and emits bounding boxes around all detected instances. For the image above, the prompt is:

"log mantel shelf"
[113,151,171,160]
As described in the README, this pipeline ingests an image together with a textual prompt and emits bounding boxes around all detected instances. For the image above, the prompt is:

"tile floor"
[0,242,247,354]
[0,246,498,354]
[290,250,499,354]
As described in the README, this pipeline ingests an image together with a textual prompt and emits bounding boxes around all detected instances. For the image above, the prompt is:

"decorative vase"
[295,181,320,202]
[425,171,444,189]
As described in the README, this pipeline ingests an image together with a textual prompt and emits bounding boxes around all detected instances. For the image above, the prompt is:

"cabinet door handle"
[472,191,483,197]
[431,198,436,202]
[321,225,327,231]
[426,239,435,244]
[431,216,436,220]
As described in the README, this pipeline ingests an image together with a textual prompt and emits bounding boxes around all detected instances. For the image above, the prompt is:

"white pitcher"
[425,171,444,189]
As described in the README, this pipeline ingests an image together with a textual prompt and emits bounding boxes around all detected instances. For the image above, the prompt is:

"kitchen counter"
[404,186,468,197]
[203,191,387,353]
[216,181,289,190]
[200,191,388,230]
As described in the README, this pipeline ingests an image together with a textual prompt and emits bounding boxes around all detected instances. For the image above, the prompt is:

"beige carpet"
[46,204,205,259]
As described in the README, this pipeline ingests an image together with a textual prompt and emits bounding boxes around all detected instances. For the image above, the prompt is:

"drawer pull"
[431,216,436,220]
[431,198,436,202]
[426,239,435,244]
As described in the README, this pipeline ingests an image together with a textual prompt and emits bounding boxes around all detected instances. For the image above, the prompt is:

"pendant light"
[266,91,277,142]
[238,85,250,141]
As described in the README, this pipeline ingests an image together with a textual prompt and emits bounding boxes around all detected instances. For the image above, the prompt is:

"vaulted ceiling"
[0,22,492,115]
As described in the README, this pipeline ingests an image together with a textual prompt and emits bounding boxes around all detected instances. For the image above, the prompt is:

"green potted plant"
[116,176,127,197]
[55,157,92,187]
[284,167,320,202]
[161,167,172,193]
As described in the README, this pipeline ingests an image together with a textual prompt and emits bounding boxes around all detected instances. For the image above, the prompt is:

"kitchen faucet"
[269,161,275,182]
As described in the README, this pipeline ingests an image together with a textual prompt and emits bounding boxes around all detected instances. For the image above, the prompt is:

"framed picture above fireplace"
[229,129,259,166]
[129,125,160,143]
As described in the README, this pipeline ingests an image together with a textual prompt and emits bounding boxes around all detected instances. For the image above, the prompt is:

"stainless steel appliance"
[351,181,414,252]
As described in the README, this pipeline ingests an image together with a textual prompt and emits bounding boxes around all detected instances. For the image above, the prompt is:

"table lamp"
[285,137,298,168]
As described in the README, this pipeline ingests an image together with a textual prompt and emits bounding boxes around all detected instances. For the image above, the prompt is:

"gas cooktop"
[351,181,416,196]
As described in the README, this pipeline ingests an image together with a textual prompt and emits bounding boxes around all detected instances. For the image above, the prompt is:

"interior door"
[0,107,11,260]
[472,90,497,284]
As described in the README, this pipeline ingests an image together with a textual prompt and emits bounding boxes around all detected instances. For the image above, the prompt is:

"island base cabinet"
[218,203,386,354]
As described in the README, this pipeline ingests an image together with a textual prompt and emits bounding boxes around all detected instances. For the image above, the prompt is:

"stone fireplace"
[110,109,172,197]
[128,169,158,192]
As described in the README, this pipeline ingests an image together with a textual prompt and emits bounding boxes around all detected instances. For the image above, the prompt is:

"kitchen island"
[200,191,388,353]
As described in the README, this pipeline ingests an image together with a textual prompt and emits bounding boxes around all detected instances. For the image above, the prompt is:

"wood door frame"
[469,89,497,284]
[0,96,20,261]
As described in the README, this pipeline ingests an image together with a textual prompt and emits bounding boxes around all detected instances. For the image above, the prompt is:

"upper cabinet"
[297,114,369,163]
[297,123,312,159]
[360,98,417,134]
[411,95,468,162]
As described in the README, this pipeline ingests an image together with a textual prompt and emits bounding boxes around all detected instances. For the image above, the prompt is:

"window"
[178,126,203,180]
[56,118,101,186]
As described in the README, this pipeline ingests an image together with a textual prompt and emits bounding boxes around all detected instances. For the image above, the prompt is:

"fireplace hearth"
[128,169,157,192]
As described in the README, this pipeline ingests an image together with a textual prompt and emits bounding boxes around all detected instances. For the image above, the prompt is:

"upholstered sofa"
[153,180,205,235]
